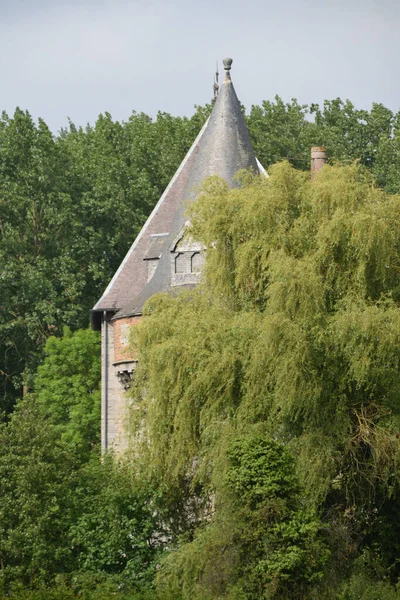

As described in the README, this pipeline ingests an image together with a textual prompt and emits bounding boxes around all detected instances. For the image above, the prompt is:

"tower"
[91,58,266,451]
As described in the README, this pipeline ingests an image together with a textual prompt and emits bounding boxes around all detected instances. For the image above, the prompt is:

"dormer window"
[170,226,205,286]
[175,253,188,273]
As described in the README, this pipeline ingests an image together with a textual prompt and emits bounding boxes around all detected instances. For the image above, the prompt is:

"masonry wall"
[114,316,143,363]
[102,315,143,453]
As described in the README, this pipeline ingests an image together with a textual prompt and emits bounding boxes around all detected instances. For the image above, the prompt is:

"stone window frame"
[175,252,188,274]
[191,251,203,273]
[169,225,204,286]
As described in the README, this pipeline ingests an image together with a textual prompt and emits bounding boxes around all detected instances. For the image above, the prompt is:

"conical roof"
[92,58,263,323]
[181,59,258,195]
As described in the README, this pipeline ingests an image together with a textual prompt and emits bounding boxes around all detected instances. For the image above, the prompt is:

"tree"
[34,327,101,454]
[156,435,329,600]
[0,400,161,596]
[0,109,72,413]
[246,96,400,185]
[130,162,400,597]
[1,97,399,419]
[0,107,208,416]
[311,99,394,168]
[247,96,315,169]
[373,109,400,194]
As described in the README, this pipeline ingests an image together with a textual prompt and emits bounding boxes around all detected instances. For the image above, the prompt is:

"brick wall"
[113,316,143,363]
[101,315,144,453]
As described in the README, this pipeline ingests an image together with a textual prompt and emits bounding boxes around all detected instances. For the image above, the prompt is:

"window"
[175,253,187,273]
[191,252,203,272]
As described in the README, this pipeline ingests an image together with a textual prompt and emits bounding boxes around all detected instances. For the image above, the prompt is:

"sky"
[0,0,399,132]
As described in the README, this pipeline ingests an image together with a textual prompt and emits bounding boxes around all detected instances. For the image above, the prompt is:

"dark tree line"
[0,106,207,414]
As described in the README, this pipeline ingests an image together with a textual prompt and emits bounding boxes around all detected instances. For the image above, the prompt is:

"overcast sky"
[0,0,399,132]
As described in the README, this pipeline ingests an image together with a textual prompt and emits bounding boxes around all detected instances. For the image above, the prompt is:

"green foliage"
[156,435,329,599]
[338,571,400,600]
[2,579,156,600]
[247,96,315,169]
[225,436,300,508]
[2,94,400,597]
[131,162,400,597]
[34,327,100,453]
[130,291,255,480]
[70,456,162,581]
[2,96,400,418]
[0,107,207,415]
[0,401,81,589]
[132,162,400,497]
[0,400,161,596]
[247,96,400,193]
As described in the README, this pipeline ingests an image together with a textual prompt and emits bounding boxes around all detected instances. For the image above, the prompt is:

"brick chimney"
[311,146,327,176]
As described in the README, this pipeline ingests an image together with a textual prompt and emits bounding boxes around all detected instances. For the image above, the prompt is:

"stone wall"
[102,315,142,453]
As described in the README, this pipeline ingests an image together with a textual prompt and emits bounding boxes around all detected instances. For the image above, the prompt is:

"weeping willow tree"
[130,162,400,599]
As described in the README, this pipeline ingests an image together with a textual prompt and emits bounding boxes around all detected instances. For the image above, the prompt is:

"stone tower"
[91,58,266,452]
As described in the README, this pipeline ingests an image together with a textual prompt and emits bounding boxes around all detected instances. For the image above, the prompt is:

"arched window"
[175,253,186,273]
[191,252,203,273]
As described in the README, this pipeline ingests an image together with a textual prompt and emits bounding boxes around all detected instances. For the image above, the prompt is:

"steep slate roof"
[92,58,261,324]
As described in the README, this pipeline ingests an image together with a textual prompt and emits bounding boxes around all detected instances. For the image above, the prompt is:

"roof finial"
[213,61,219,103]
[222,57,233,82]
[222,57,233,71]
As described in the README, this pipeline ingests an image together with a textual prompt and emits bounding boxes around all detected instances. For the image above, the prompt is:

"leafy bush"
[34,327,101,454]
[0,401,161,595]
[156,435,329,600]
[339,574,399,600]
